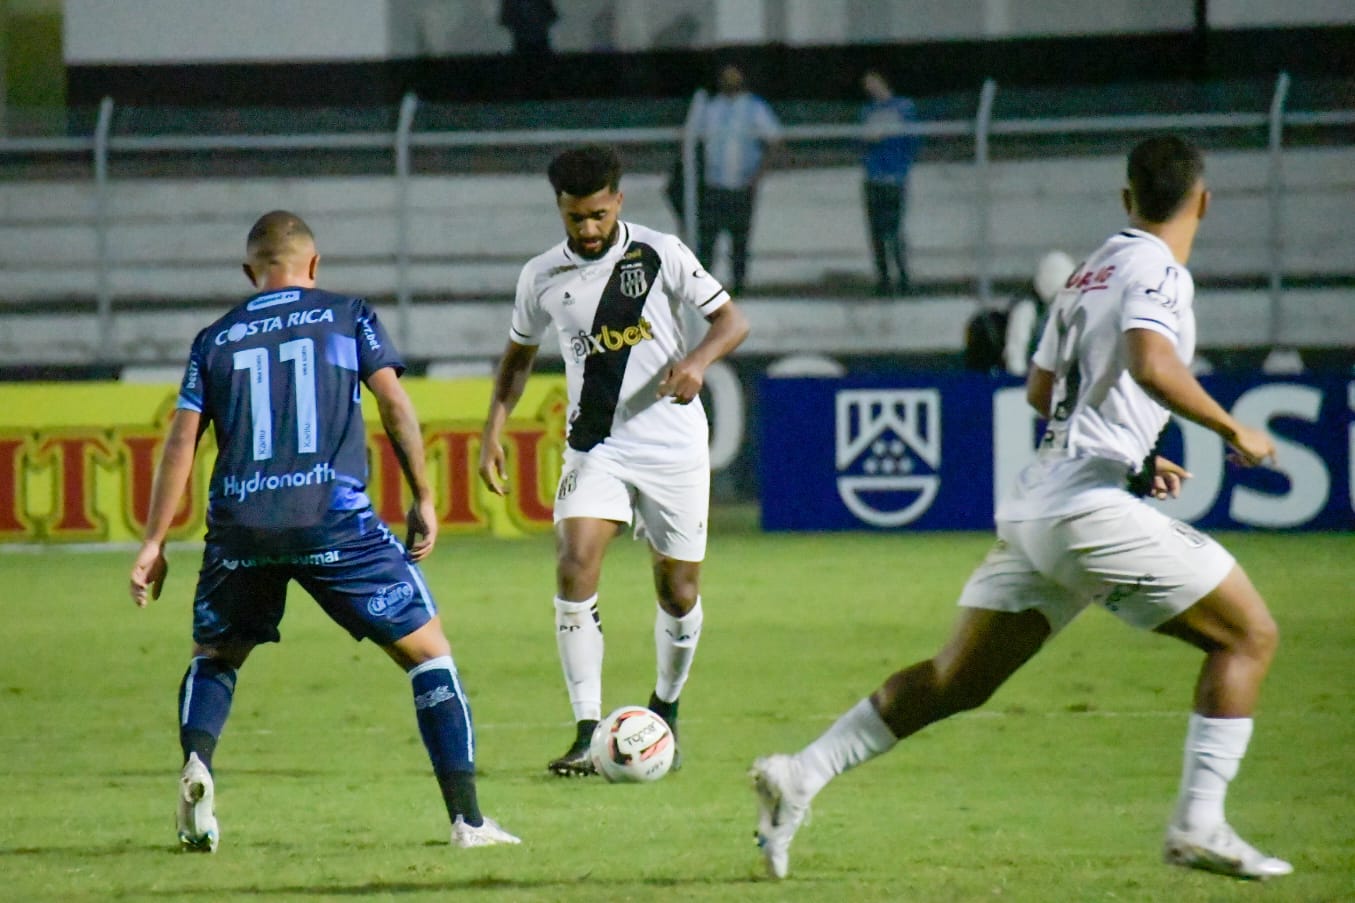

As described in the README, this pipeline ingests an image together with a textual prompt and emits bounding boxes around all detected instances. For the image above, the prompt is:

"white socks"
[1172,713,1254,833]
[554,595,604,722]
[654,598,704,703]
[796,698,899,798]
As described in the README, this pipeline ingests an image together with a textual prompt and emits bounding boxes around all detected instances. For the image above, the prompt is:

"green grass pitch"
[1,510,1351,902]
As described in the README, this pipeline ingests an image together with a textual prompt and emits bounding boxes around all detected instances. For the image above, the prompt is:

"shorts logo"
[1170,520,1206,548]
[558,470,578,500]
[367,581,415,616]
[834,389,941,527]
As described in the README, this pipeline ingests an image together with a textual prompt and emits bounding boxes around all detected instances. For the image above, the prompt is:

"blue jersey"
[861,96,919,183]
[177,287,404,553]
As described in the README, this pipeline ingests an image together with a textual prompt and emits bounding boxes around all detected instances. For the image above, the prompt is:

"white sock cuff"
[407,654,456,679]
[554,594,598,615]
[849,698,899,753]
[1188,713,1254,753]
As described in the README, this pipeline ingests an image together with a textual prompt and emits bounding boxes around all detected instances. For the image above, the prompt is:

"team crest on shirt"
[367,581,415,616]
[618,262,649,298]
[834,389,942,527]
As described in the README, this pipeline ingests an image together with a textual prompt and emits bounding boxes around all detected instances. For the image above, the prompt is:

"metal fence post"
[94,96,114,358]
[680,88,707,251]
[974,79,998,308]
[394,91,419,352]
[1265,71,1292,366]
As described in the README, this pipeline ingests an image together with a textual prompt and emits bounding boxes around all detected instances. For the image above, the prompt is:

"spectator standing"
[499,0,558,55]
[695,64,782,295]
[860,70,920,296]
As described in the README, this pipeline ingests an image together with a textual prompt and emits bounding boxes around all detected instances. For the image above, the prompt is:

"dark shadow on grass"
[137,874,777,895]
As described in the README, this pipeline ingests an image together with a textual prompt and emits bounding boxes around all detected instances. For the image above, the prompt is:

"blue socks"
[409,655,481,826]
[177,656,237,771]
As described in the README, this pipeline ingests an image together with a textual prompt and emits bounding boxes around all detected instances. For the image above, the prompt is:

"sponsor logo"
[220,462,336,503]
[246,289,302,311]
[562,291,574,306]
[367,581,415,616]
[1170,520,1206,548]
[214,308,335,345]
[223,549,342,569]
[414,686,456,710]
[358,314,381,352]
[835,389,941,527]
[619,263,649,299]
[567,318,655,362]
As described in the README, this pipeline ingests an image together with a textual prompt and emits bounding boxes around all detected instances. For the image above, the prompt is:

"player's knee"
[1242,609,1280,665]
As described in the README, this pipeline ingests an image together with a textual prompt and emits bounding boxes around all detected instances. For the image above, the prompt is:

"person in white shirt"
[479,144,749,777]
[749,135,1291,882]
[695,64,782,295]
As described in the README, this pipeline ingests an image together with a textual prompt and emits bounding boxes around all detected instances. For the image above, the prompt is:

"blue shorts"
[192,521,437,647]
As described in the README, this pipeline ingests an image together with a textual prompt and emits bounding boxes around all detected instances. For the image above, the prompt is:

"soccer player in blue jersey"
[128,210,519,852]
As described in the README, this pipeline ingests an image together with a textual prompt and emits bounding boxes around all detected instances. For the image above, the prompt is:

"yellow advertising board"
[0,378,567,544]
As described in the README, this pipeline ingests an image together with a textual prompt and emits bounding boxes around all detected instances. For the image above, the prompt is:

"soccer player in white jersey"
[749,136,1292,881]
[479,144,750,776]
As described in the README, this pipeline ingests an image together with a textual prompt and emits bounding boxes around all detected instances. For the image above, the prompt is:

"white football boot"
[177,753,219,853]
[451,815,522,848]
[750,754,811,879]
[1164,822,1293,879]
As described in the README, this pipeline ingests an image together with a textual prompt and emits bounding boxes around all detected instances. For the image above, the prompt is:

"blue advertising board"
[758,374,1353,532]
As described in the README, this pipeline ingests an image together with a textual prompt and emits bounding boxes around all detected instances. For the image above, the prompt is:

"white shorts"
[553,448,710,562]
[957,498,1236,634]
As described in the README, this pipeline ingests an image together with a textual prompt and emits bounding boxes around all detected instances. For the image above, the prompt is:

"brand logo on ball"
[834,389,942,527]
[367,581,414,616]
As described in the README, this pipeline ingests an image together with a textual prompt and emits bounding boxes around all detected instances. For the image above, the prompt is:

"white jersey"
[999,228,1197,520]
[509,221,730,464]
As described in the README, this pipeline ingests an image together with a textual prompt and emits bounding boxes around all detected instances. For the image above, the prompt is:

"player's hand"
[1227,424,1277,468]
[478,436,509,496]
[658,361,703,405]
[129,541,167,608]
[1150,456,1191,500]
[404,497,438,562]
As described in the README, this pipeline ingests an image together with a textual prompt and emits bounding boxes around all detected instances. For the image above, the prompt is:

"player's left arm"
[658,301,750,405]
[129,409,205,607]
[1025,365,1054,418]
[368,366,437,561]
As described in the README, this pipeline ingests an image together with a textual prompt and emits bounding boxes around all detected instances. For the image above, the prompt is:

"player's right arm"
[479,340,539,496]
[369,365,437,561]
[1126,328,1274,466]
[130,408,205,607]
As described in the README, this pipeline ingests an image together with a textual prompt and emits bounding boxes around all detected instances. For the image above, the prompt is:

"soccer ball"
[589,705,676,783]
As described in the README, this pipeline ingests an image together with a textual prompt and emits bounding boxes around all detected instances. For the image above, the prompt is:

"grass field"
[2,509,1352,902]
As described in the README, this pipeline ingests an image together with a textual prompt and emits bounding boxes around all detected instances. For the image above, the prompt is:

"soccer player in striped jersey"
[479,145,750,776]
[750,136,1291,881]
[129,211,518,851]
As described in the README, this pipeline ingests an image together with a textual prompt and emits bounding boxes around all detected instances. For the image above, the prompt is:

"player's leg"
[176,551,287,853]
[1153,563,1289,878]
[382,618,518,847]
[634,457,709,767]
[1053,505,1289,878]
[301,525,518,846]
[752,532,1072,878]
[548,515,622,774]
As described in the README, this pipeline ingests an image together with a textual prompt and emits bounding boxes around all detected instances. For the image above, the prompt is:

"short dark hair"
[547,145,622,198]
[1126,136,1205,222]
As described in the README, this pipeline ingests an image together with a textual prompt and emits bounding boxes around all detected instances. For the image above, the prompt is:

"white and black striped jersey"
[510,221,730,463]
[999,228,1198,520]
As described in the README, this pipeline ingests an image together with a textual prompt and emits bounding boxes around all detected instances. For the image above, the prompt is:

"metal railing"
[2,72,1352,358]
